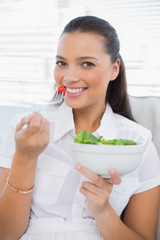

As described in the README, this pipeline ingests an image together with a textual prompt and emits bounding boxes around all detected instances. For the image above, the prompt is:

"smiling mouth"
[65,87,87,94]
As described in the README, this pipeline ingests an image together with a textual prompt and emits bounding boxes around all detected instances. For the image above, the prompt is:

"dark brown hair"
[61,16,134,121]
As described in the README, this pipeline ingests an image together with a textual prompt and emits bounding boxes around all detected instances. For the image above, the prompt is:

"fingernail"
[109,168,115,175]
[75,164,81,170]
[28,114,33,119]
[24,116,29,123]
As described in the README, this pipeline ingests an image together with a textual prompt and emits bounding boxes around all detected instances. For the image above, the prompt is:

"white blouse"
[0,102,160,220]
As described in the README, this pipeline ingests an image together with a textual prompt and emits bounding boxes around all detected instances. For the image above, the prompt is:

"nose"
[63,66,80,84]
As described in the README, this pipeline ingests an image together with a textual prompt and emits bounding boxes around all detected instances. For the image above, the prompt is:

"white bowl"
[71,143,144,177]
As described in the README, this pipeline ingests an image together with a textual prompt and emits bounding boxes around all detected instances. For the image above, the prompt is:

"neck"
[73,102,106,134]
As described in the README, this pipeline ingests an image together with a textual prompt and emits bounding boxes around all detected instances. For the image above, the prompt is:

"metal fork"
[22,92,64,129]
[38,91,64,113]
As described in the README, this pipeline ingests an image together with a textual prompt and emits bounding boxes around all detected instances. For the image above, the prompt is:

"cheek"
[54,68,62,84]
[88,70,108,88]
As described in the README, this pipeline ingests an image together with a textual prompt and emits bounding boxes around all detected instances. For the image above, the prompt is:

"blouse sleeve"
[0,112,29,169]
[0,125,16,169]
[135,135,160,194]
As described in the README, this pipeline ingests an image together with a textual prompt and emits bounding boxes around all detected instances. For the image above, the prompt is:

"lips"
[66,87,87,94]
[64,86,88,98]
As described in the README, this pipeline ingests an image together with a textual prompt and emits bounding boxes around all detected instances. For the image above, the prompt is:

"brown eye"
[56,61,66,67]
[82,62,95,68]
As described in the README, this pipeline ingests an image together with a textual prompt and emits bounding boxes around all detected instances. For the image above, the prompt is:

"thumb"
[16,114,33,131]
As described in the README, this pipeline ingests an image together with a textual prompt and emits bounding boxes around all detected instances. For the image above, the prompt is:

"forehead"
[57,32,106,55]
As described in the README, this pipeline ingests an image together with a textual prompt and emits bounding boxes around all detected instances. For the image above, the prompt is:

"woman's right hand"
[14,112,50,160]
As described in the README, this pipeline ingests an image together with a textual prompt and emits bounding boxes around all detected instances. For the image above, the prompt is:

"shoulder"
[114,112,150,134]
[114,112,152,144]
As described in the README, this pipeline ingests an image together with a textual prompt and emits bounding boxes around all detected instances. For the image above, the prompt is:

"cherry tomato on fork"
[58,85,66,96]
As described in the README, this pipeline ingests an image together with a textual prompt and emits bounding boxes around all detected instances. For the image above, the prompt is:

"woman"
[0,16,159,240]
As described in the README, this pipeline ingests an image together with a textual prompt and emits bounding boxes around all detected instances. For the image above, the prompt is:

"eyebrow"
[56,55,66,60]
[56,55,98,61]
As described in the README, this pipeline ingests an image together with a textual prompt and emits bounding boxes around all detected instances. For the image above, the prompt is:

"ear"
[110,59,121,81]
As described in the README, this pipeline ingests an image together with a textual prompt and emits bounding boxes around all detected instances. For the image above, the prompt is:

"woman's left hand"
[75,164,121,218]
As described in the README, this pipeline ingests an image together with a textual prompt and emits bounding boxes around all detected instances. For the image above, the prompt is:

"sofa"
[129,96,160,240]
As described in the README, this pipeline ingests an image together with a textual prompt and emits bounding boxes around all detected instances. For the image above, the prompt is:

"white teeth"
[66,87,84,93]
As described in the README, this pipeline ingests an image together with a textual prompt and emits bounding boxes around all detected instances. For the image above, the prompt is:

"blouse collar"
[52,101,117,142]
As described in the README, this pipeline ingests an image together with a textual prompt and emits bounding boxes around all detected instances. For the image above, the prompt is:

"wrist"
[11,150,38,175]
[13,150,38,165]
[8,151,38,190]
[94,203,113,223]
[14,147,40,160]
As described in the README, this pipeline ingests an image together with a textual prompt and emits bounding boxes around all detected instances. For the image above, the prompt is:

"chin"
[64,99,83,109]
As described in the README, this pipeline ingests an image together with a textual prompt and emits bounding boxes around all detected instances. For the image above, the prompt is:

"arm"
[0,112,50,240]
[75,164,160,240]
[122,186,160,240]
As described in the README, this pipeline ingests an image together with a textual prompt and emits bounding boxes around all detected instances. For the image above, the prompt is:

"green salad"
[74,130,137,145]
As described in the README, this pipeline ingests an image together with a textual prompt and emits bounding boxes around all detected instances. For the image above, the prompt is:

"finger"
[16,115,33,131]
[82,177,113,196]
[35,115,46,133]
[81,181,108,197]
[27,112,42,134]
[75,164,103,187]
[43,120,50,135]
[82,181,98,195]
[39,118,50,134]
[40,120,50,144]
[108,168,121,185]
[80,185,103,206]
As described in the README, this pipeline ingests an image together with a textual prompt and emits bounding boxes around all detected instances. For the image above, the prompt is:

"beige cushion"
[129,96,160,240]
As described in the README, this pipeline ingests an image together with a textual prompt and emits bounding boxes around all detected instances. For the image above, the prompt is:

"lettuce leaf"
[74,130,100,144]
[74,130,137,145]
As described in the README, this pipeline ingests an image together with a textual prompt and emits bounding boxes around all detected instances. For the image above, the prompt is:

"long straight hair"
[61,16,134,121]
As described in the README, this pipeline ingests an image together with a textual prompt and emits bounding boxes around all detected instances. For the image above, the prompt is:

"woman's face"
[54,31,119,110]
